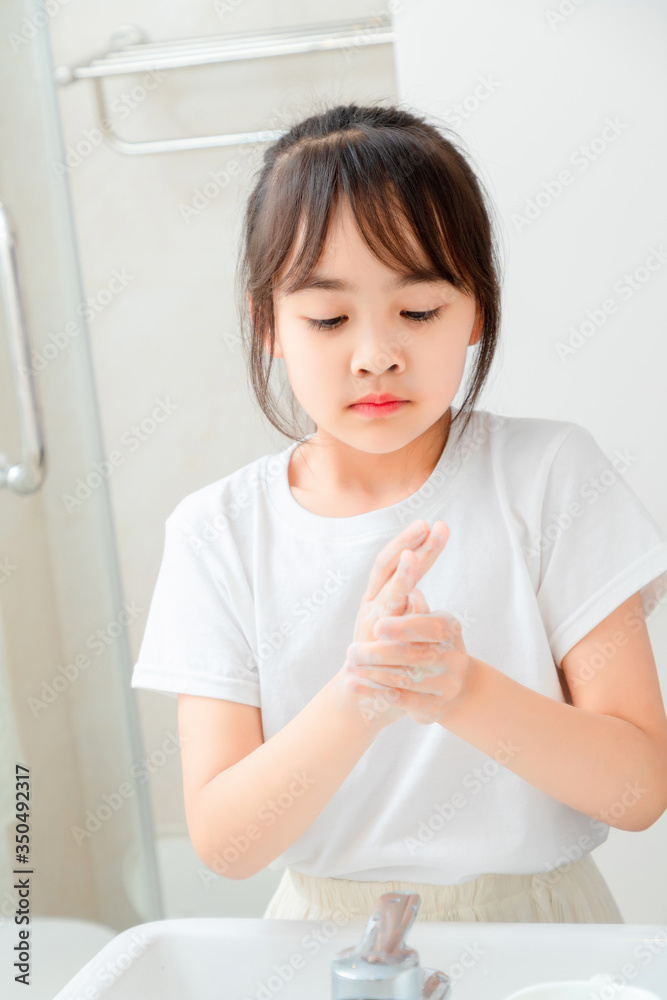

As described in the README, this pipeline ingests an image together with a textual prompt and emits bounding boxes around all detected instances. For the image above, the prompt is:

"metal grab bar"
[0,203,46,494]
[52,15,394,155]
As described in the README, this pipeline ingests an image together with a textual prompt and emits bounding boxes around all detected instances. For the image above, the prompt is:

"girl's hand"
[335,519,450,730]
[345,567,472,727]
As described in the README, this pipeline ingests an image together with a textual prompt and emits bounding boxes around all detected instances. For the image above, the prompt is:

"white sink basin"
[53,917,667,999]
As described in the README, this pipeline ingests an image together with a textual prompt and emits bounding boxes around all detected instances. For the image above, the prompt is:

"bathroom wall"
[38,0,667,924]
[1,0,160,929]
[392,0,667,923]
[45,0,397,915]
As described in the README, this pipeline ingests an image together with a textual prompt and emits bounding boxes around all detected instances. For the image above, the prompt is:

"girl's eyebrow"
[289,271,452,294]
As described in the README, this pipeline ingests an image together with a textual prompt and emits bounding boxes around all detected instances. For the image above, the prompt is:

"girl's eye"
[306,306,442,332]
[307,315,346,330]
[403,307,442,324]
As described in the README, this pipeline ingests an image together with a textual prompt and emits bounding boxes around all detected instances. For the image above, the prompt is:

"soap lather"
[332,891,451,1000]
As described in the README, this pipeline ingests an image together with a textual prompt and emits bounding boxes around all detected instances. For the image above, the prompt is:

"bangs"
[266,131,475,299]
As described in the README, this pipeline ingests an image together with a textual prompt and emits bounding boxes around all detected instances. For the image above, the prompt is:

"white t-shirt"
[131,407,667,885]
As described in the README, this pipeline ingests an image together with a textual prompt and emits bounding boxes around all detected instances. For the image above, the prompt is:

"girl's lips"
[349,400,408,416]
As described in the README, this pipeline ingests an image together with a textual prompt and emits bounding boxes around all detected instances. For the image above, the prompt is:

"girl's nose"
[351,338,406,377]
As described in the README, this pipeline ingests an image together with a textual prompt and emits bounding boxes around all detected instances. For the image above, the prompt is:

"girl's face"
[269,199,482,455]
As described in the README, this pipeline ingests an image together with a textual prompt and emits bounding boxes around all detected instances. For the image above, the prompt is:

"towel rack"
[53,15,395,155]
[0,203,46,494]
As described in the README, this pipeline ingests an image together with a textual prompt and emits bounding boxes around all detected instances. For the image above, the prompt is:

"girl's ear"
[269,336,283,359]
[469,308,484,346]
[248,292,283,357]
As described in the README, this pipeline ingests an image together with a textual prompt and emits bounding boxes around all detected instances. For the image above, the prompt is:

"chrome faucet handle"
[421,966,451,1000]
[371,892,421,958]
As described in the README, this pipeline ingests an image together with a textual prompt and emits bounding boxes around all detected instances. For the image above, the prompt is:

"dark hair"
[235,100,504,446]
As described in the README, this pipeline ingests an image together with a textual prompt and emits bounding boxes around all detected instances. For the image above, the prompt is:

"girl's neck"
[287,409,452,518]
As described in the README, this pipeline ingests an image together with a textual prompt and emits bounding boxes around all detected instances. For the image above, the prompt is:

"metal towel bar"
[0,203,46,495]
[53,15,394,155]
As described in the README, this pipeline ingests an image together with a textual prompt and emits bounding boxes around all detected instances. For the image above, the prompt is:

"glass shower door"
[0,0,161,930]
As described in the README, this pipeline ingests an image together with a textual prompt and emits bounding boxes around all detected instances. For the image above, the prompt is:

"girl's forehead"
[277,206,437,294]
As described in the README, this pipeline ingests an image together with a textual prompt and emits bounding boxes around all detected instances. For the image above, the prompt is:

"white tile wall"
[47,1,397,916]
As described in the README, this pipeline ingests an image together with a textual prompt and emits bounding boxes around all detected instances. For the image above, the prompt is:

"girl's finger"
[382,585,429,628]
[353,665,442,696]
[348,638,446,670]
[363,521,431,602]
[379,524,448,611]
[374,612,455,643]
[380,548,419,616]
[405,587,430,616]
[376,522,449,606]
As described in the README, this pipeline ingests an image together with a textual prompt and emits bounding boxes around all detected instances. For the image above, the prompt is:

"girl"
[131,102,667,924]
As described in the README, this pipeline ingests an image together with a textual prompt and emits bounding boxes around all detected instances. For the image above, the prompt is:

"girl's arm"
[180,673,378,879]
[436,591,667,831]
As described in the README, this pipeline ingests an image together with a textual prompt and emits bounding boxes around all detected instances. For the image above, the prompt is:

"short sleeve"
[130,513,260,706]
[536,424,667,666]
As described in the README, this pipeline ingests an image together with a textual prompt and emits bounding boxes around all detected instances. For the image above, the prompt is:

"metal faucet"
[331,891,451,999]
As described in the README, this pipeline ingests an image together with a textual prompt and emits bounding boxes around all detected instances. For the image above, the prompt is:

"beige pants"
[263,852,624,923]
